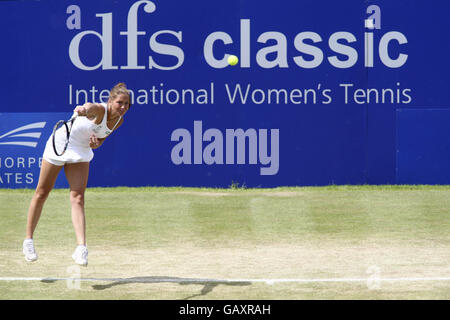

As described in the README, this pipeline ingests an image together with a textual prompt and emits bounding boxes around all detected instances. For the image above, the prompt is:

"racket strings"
[52,121,70,156]
[52,115,78,156]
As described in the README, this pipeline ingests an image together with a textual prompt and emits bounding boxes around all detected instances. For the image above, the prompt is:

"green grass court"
[0,185,449,299]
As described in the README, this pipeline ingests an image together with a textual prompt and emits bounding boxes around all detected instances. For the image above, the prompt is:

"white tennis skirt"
[42,136,94,166]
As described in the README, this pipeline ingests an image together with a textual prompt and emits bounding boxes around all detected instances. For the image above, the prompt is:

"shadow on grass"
[89,276,251,300]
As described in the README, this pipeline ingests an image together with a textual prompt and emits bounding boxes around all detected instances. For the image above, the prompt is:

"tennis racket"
[52,112,78,156]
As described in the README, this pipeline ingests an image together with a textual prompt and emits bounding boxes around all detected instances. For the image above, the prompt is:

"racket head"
[52,120,70,156]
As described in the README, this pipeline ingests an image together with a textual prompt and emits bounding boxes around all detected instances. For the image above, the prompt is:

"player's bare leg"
[24,160,63,261]
[26,160,63,239]
[64,162,89,245]
[64,162,89,265]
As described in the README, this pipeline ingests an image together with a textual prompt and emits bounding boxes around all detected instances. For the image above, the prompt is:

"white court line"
[1,276,450,283]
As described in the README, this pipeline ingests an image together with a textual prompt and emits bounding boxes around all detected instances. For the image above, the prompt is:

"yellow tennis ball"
[228,55,239,66]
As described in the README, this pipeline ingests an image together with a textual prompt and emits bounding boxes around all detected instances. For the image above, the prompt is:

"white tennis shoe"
[23,239,38,262]
[72,245,88,266]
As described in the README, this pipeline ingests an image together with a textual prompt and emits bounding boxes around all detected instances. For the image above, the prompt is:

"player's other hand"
[89,134,101,149]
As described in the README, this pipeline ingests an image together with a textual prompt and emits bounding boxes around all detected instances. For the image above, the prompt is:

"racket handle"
[69,112,79,121]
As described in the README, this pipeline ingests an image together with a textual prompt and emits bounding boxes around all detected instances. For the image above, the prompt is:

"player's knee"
[34,187,51,202]
[70,191,85,206]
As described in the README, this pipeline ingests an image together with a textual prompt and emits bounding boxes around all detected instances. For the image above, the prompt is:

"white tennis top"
[43,103,121,163]
[92,103,122,139]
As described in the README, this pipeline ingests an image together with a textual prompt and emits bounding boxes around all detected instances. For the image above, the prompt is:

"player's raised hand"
[74,105,87,116]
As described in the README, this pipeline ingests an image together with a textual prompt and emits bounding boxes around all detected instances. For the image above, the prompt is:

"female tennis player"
[22,83,131,266]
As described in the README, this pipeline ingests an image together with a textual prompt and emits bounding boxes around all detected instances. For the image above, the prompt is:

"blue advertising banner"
[396,109,450,185]
[0,113,71,188]
[0,0,449,188]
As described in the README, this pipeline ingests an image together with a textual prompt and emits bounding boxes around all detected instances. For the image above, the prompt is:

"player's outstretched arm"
[74,103,104,121]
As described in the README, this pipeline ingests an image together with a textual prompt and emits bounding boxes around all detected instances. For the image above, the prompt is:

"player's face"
[110,94,130,117]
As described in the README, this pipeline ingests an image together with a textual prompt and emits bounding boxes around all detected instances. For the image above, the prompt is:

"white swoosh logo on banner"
[0,121,46,148]
[0,141,39,147]
[8,132,42,138]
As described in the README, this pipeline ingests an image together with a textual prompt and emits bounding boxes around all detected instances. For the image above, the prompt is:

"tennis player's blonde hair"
[109,83,131,107]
